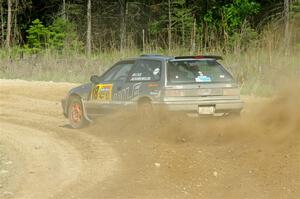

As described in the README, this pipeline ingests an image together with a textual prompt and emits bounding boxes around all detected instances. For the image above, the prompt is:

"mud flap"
[80,99,93,123]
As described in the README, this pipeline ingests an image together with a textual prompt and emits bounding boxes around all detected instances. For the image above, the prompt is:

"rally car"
[62,55,244,128]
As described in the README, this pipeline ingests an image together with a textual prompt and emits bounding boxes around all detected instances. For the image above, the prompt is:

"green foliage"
[1,0,298,55]
[203,10,213,23]
[25,18,82,53]
[49,18,82,51]
[149,16,166,35]
[25,19,51,52]
[196,0,261,51]
[149,0,195,46]
[49,18,67,50]
[147,0,262,50]
[228,22,258,51]
[222,0,260,32]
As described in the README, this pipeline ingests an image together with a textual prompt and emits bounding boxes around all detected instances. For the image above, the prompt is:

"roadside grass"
[0,19,299,96]
[0,46,299,96]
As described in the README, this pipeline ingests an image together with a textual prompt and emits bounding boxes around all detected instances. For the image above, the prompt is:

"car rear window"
[167,60,233,84]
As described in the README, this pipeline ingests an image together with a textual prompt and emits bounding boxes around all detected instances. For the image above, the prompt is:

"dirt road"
[0,79,299,199]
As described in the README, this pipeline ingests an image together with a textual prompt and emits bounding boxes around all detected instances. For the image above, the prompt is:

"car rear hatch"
[164,58,240,102]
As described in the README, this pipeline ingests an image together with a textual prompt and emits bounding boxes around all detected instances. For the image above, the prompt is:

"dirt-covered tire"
[68,98,87,129]
[138,100,153,118]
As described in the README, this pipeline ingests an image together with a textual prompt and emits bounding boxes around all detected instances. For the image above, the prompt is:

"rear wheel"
[138,100,153,118]
[68,98,87,129]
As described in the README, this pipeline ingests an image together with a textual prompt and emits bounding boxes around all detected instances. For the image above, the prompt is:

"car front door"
[112,59,163,104]
[85,61,135,115]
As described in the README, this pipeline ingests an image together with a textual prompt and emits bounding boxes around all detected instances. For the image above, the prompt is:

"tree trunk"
[203,0,208,51]
[1,0,4,47]
[142,29,145,52]
[181,18,185,46]
[191,17,196,54]
[63,0,66,20]
[284,0,289,55]
[168,0,171,51]
[13,0,18,45]
[119,0,127,51]
[6,0,12,48]
[86,0,92,56]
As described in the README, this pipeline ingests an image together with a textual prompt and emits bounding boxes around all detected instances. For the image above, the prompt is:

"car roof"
[121,54,222,62]
[138,54,173,61]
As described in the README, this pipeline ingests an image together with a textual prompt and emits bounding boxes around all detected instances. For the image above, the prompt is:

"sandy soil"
[0,79,299,199]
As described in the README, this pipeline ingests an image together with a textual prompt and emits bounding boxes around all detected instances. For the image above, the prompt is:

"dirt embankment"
[0,79,299,199]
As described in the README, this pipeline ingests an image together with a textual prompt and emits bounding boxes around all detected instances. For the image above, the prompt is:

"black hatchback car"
[62,55,243,128]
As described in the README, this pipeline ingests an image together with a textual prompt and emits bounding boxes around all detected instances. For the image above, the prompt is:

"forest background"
[0,0,299,96]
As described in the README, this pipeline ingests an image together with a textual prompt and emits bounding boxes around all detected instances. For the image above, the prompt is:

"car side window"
[129,60,162,82]
[102,66,121,82]
[102,61,134,82]
[112,62,134,81]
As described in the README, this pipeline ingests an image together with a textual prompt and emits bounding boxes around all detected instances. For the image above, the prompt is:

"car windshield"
[167,60,233,84]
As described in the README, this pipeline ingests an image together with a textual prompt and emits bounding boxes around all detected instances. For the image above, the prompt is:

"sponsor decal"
[132,73,142,77]
[153,68,160,75]
[150,90,160,96]
[195,75,211,82]
[130,76,151,81]
[147,83,159,88]
[133,83,142,97]
[114,86,130,101]
[92,84,113,101]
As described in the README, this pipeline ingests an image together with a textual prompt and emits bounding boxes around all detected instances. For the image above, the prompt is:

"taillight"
[223,88,240,96]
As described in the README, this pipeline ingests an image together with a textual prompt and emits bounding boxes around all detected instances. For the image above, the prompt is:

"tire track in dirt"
[0,79,119,199]
[0,122,82,199]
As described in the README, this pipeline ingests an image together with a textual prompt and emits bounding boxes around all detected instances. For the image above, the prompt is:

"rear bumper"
[158,99,244,113]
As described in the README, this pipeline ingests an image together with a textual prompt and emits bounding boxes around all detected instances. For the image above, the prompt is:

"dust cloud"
[88,85,300,146]
[84,85,300,198]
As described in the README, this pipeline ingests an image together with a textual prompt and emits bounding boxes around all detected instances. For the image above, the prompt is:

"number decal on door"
[91,84,113,101]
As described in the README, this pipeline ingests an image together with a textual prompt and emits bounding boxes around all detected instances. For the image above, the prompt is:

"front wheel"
[68,98,87,129]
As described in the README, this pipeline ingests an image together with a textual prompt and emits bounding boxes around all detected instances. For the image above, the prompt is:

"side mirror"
[90,75,100,84]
